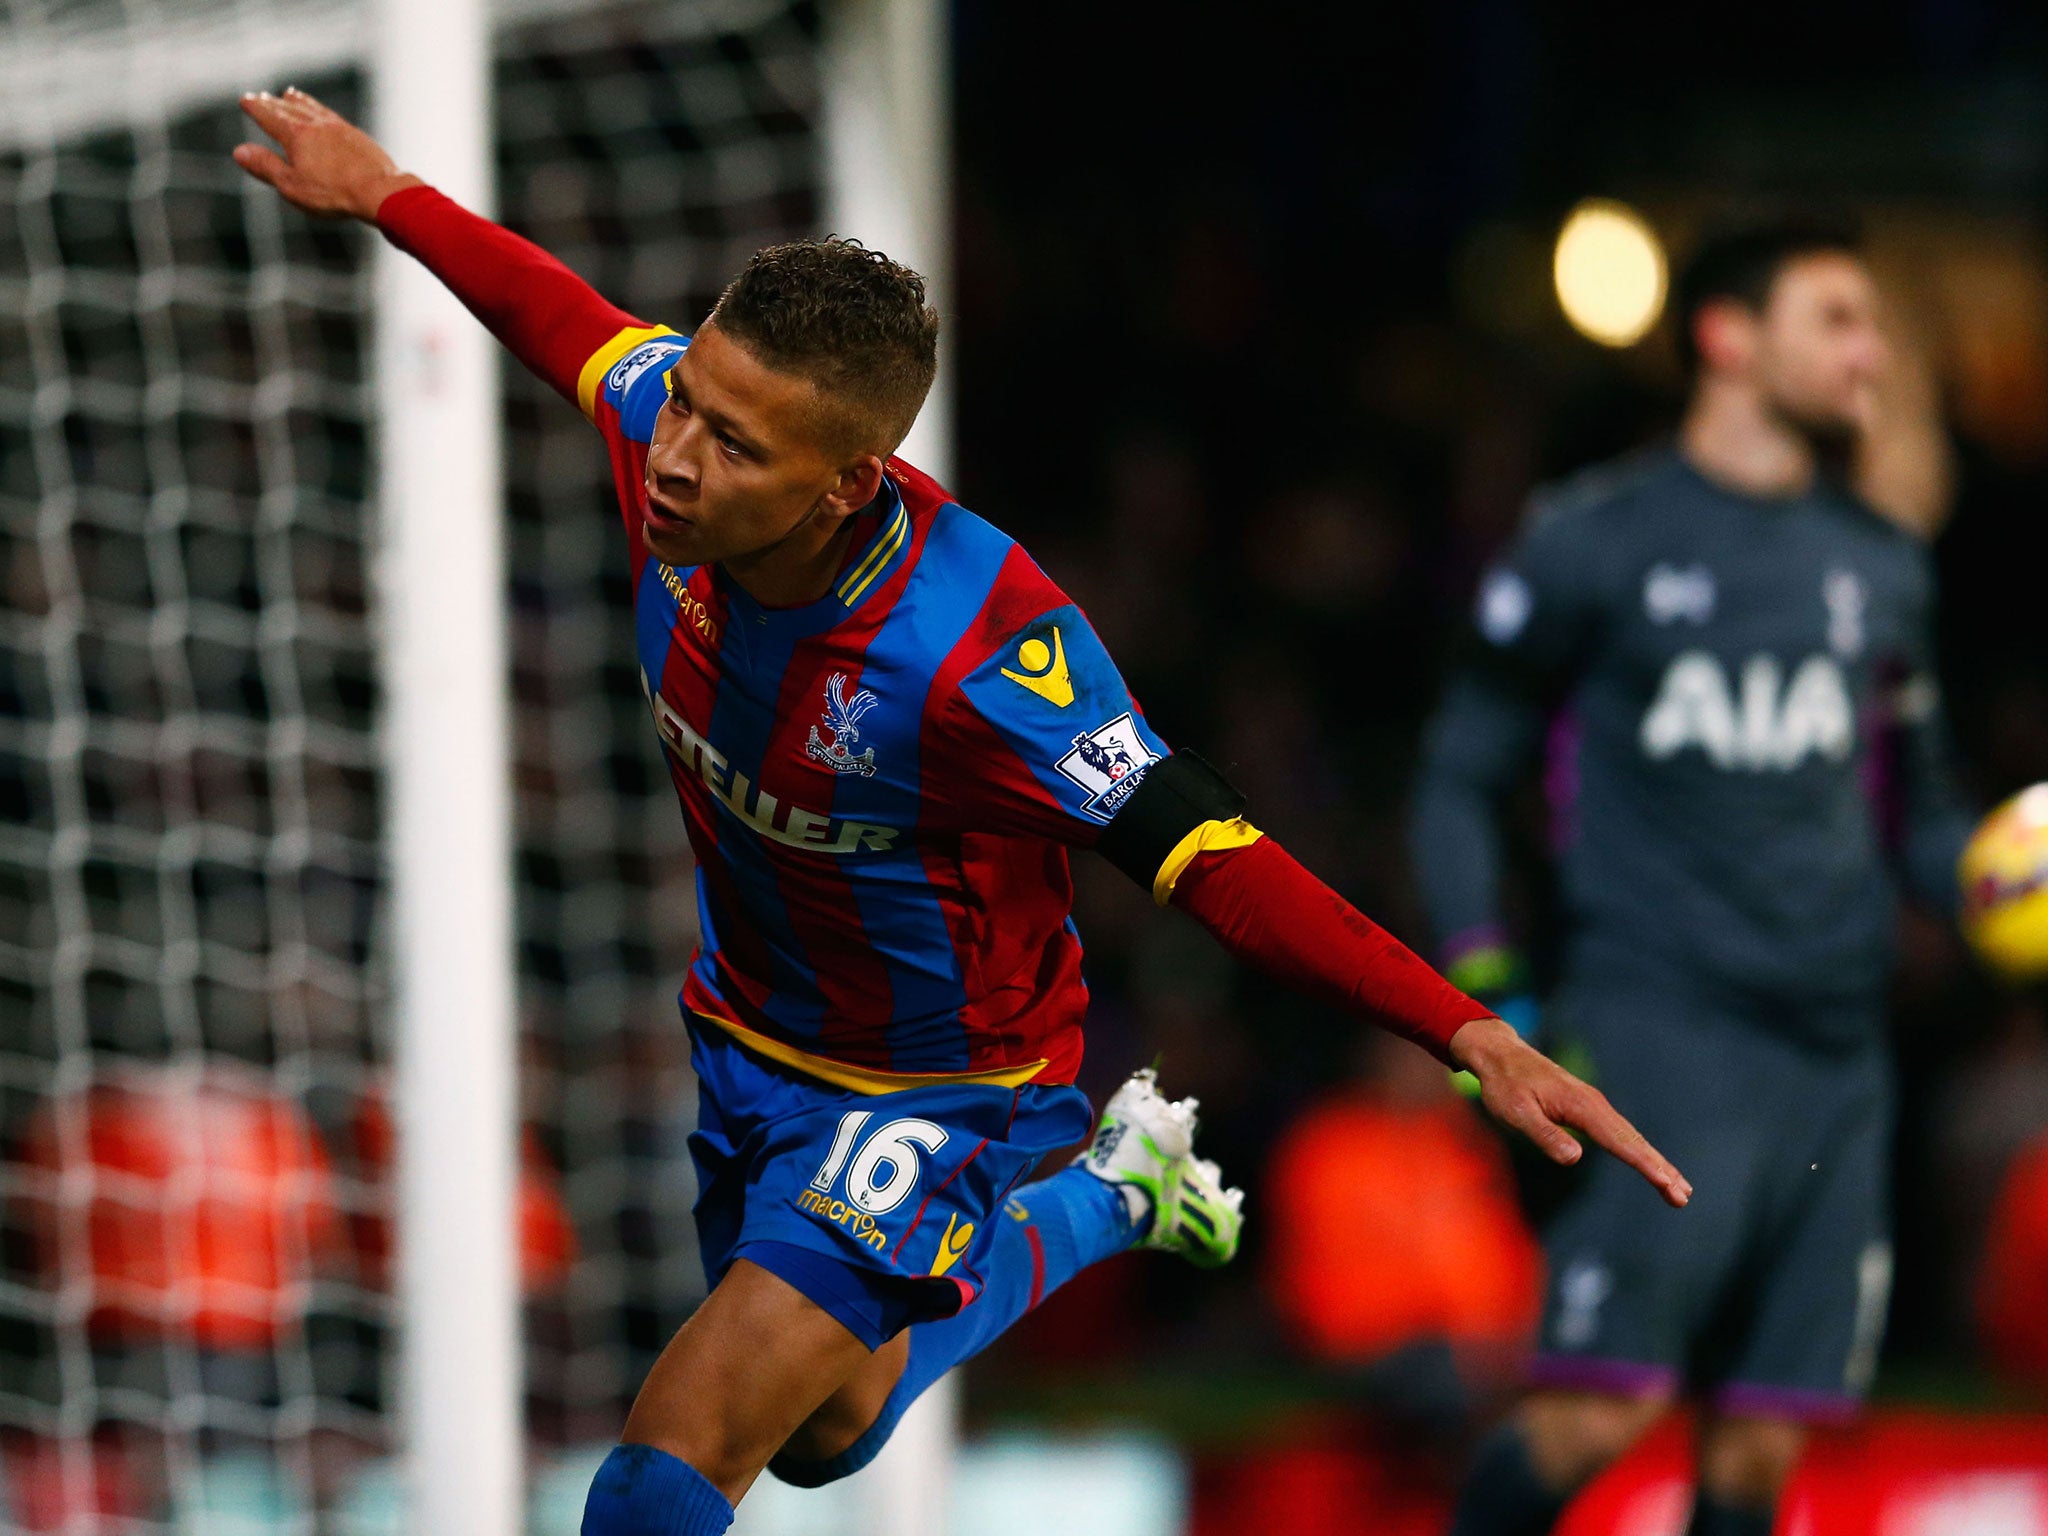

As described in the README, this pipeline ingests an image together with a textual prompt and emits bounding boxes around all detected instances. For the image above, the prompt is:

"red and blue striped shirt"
[375,185,1488,1093]
[593,328,1166,1087]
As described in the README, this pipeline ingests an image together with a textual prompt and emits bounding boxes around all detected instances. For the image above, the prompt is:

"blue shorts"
[685,1020,1094,1351]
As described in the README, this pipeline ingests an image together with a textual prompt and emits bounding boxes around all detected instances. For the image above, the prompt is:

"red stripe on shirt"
[755,628,900,1060]
[601,421,654,587]
[654,569,786,1005]
[754,502,942,1059]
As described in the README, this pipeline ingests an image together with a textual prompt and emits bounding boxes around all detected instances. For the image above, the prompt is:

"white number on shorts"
[811,1114,951,1216]
[811,1110,872,1192]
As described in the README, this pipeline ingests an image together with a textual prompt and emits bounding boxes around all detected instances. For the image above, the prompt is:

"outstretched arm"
[234,89,651,412]
[1162,831,1690,1208]
[936,574,1689,1209]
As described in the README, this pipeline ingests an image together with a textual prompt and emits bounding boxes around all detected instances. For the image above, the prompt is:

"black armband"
[1095,751,1248,896]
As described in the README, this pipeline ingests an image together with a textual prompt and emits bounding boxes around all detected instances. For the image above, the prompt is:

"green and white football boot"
[1081,1066,1244,1269]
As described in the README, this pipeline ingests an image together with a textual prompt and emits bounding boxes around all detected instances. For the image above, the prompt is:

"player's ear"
[1693,298,1756,377]
[820,454,886,521]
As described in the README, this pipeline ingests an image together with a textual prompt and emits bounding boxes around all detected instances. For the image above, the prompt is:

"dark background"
[944,0,2048,1413]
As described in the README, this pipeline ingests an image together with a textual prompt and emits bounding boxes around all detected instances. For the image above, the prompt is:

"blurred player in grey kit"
[1412,214,1975,1536]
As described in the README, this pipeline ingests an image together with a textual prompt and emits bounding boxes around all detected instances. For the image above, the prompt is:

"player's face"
[640,323,872,569]
[1749,253,1890,445]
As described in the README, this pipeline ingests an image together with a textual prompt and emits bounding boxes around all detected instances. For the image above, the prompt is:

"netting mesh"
[0,0,819,1526]
[0,41,385,1527]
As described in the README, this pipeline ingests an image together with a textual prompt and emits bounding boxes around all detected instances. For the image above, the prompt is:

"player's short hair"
[708,237,939,455]
[1674,209,1864,374]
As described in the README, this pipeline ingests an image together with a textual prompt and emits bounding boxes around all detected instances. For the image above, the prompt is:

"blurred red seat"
[21,1067,341,1351]
[1262,1087,1542,1366]
[1979,1128,2048,1390]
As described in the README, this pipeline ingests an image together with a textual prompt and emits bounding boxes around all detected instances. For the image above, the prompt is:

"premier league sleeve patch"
[952,600,1174,836]
[1055,712,1161,821]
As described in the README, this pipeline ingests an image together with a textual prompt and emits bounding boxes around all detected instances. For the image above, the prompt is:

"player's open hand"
[1449,1015,1692,1208]
[233,88,422,222]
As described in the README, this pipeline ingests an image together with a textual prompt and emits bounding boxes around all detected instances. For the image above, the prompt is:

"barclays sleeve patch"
[607,338,687,401]
[609,338,690,442]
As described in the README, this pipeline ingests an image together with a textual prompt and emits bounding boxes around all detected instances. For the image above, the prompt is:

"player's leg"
[582,1027,876,1534]
[1686,1030,1892,1536]
[1688,1413,1807,1536]
[581,1256,882,1534]
[1453,1388,1673,1536]
[769,1067,1245,1486]
[769,1159,1135,1482]
[777,1331,909,1464]
[1448,973,1760,1536]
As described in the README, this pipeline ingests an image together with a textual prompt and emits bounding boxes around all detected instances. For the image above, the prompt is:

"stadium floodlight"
[1553,197,1668,348]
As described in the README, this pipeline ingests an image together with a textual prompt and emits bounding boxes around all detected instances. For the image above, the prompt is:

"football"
[1960,785,2048,981]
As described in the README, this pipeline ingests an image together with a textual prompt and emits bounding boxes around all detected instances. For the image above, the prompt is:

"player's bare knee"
[780,1393,877,1463]
[779,1334,908,1463]
[616,1383,767,1496]
[616,1419,769,1503]
[1698,1415,1807,1506]
[1520,1390,1671,1488]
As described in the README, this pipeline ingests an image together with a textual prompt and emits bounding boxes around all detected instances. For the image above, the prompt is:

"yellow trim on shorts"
[1152,817,1264,907]
[694,1011,1049,1094]
[577,324,679,421]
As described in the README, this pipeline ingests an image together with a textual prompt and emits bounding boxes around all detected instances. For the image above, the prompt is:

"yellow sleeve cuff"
[576,323,678,421]
[1152,817,1263,907]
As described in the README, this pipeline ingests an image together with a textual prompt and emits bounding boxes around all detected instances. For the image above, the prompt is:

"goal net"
[0,1,916,1530]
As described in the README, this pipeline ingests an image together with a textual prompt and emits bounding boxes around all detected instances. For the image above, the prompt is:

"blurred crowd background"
[4,0,2048,1531]
[948,1,2048,1520]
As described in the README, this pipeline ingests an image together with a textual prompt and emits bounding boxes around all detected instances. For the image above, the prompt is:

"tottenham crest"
[807,673,880,777]
[1824,569,1865,657]
[1056,712,1160,821]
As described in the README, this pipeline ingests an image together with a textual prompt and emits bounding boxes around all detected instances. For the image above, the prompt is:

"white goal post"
[372,0,521,1532]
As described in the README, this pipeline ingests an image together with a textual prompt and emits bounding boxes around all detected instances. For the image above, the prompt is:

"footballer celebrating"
[235,89,1686,1536]
[1414,216,1975,1536]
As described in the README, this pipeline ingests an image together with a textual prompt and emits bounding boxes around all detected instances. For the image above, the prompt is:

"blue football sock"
[770,1164,1136,1487]
[582,1443,734,1536]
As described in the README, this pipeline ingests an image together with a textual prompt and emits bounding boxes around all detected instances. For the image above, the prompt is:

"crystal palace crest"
[806,673,880,777]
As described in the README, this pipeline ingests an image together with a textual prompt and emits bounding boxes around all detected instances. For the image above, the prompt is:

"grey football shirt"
[1412,446,1972,1025]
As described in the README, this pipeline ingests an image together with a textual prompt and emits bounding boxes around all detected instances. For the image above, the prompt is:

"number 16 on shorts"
[810,1110,949,1218]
